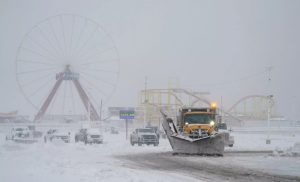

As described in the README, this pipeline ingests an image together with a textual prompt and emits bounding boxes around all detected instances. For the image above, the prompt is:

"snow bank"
[0,131,201,182]
[273,142,300,157]
[1,126,300,181]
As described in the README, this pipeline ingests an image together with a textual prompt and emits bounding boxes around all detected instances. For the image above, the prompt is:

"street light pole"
[266,66,273,144]
[144,76,148,128]
[266,94,273,144]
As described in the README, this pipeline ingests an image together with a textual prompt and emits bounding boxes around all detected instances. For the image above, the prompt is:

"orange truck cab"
[178,103,219,138]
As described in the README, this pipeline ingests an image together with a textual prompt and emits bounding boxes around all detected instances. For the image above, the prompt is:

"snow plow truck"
[161,103,227,156]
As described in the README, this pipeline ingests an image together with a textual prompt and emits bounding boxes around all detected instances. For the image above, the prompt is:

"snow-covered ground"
[0,128,198,182]
[0,124,299,182]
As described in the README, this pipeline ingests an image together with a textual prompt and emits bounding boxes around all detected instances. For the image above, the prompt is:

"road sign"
[119,110,135,140]
[119,110,135,120]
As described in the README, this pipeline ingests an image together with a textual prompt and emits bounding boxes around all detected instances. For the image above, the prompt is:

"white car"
[6,127,31,140]
[130,128,159,146]
[217,123,234,147]
[44,129,71,143]
[85,128,103,144]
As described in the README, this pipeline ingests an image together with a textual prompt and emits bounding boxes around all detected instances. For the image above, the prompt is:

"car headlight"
[210,121,215,126]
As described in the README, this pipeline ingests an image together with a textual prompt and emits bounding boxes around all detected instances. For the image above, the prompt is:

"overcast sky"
[0,0,300,120]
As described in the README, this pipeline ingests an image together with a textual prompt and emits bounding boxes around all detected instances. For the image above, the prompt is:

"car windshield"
[184,114,213,124]
[138,129,154,133]
[16,128,24,131]
[146,127,157,131]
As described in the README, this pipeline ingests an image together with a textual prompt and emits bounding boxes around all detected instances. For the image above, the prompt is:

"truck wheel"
[229,144,233,147]
[44,137,47,143]
[138,142,142,146]
[75,137,78,143]
[154,142,158,147]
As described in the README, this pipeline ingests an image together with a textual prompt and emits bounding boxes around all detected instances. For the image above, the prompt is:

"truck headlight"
[210,121,215,126]
[185,122,189,125]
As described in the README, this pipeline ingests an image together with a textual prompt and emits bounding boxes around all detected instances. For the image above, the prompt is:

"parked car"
[110,127,119,134]
[85,128,103,144]
[217,123,234,147]
[130,128,159,146]
[6,127,31,140]
[44,129,71,143]
[75,128,103,144]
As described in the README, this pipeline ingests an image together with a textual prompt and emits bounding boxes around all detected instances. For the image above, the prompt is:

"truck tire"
[44,137,47,143]
[138,142,142,146]
[75,136,78,143]
[154,142,158,147]
[229,144,233,147]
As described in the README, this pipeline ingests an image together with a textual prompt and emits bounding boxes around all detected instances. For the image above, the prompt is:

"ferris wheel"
[16,14,119,121]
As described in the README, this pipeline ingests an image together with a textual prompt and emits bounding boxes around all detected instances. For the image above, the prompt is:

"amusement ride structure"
[16,14,119,122]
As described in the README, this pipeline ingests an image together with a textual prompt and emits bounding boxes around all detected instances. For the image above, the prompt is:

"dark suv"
[75,128,88,143]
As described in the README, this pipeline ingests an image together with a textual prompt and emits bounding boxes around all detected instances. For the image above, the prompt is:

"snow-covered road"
[0,126,299,182]
[118,151,300,182]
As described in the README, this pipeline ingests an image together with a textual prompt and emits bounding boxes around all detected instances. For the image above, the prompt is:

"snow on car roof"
[53,130,70,135]
[87,128,101,134]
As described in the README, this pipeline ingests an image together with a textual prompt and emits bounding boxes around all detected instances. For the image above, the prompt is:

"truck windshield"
[184,114,213,124]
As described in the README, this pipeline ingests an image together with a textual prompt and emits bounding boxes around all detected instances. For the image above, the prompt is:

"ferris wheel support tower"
[34,65,100,122]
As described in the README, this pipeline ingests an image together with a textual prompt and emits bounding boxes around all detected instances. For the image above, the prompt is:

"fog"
[0,0,300,120]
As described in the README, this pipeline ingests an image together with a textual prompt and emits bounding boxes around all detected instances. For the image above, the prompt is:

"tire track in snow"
[115,152,300,182]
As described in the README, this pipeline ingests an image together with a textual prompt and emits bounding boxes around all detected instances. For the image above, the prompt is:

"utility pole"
[144,76,148,128]
[99,99,103,129]
[266,66,273,144]
[126,119,128,140]
[221,96,223,123]
[99,99,102,121]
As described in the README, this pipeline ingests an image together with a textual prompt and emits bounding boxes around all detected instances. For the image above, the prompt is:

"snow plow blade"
[161,114,225,156]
